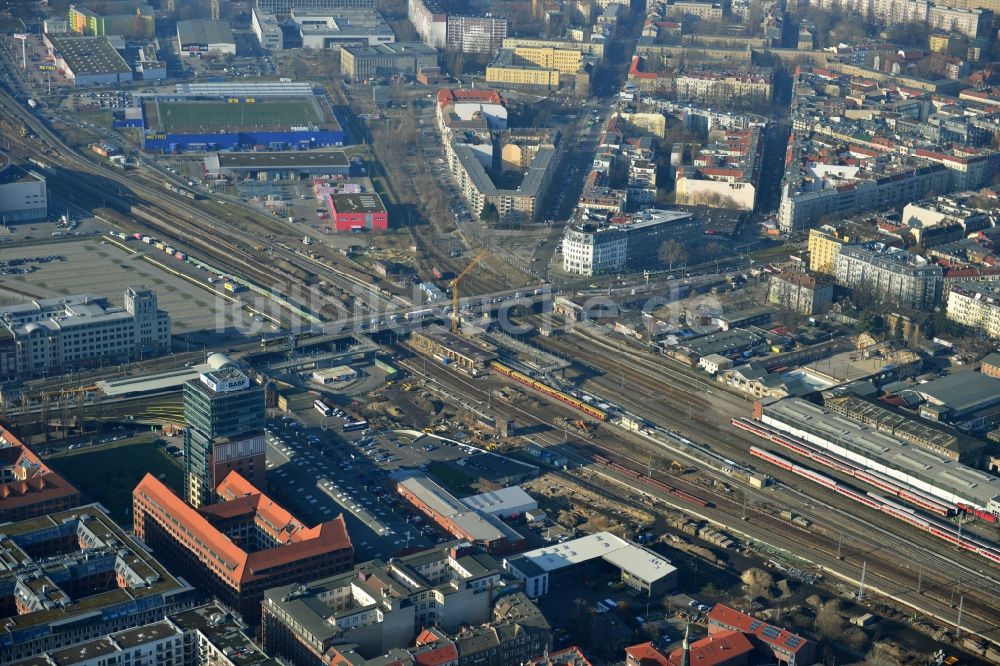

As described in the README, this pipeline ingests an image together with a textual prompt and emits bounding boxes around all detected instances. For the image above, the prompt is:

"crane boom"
[450,250,487,333]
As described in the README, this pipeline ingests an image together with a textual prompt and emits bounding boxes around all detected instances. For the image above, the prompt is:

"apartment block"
[946,281,1000,338]
[262,541,502,665]
[767,271,834,315]
[0,425,79,523]
[0,505,193,664]
[834,242,943,310]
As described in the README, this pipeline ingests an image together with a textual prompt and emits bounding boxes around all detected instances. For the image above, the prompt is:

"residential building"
[408,0,447,48]
[707,604,815,665]
[0,156,47,223]
[503,531,677,598]
[928,5,991,38]
[255,0,375,21]
[446,130,558,224]
[0,425,79,523]
[807,226,858,275]
[182,354,265,507]
[262,541,502,664]
[834,243,943,310]
[340,42,438,80]
[667,0,724,19]
[325,192,388,231]
[674,71,772,108]
[68,1,155,37]
[675,127,762,210]
[10,603,275,666]
[486,49,563,90]
[947,281,1000,338]
[502,37,605,59]
[447,14,507,54]
[626,631,754,666]
[251,7,283,50]
[396,475,525,553]
[562,209,699,275]
[133,471,354,623]
[436,88,508,136]
[0,288,170,380]
[768,271,833,315]
[804,0,929,24]
[407,593,551,666]
[0,504,193,664]
[525,646,592,666]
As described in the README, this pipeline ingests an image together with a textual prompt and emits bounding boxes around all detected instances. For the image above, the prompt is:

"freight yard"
[1,3,1000,665]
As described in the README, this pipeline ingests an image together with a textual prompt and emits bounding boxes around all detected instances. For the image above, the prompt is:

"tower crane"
[450,250,487,333]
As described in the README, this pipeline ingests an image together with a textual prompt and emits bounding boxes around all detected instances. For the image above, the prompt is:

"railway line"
[516,323,1000,636]
[397,339,1000,646]
[0,90,402,320]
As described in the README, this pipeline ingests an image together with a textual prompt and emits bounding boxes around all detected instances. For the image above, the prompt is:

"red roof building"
[0,426,80,523]
[326,192,389,232]
[707,605,815,665]
[626,632,752,666]
[524,646,591,666]
[133,471,353,622]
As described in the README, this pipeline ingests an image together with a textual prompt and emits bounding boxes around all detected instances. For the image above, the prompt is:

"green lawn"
[50,435,184,524]
[155,99,321,131]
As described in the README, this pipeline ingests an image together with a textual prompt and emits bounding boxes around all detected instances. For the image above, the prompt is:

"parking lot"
[264,414,441,561]
[0,237,252,345]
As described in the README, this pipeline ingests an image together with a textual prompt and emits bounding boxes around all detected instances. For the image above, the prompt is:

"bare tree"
[658,239,688,270]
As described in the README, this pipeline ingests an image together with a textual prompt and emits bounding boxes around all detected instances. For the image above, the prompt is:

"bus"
[314,400,333,417]
[343,420,368,432]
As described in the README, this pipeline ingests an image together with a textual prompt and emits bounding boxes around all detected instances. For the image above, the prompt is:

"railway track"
[0,91,402,319]
[398,344,1000,647]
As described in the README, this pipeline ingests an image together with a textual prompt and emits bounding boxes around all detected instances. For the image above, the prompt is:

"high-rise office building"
[183,353,266,507]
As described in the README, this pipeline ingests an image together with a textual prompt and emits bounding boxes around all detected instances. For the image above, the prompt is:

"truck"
[26,98,36,109]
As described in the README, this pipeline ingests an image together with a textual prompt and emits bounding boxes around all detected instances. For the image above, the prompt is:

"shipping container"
[142,236,152,243]
[154,242,165,250]
[164,246,174,254]
[133,233,142,240]
[175,252,187,260]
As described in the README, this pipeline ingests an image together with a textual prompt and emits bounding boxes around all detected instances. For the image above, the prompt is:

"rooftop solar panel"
[762,626,781,639]
[786,636,802,648]
[749,620,762,631]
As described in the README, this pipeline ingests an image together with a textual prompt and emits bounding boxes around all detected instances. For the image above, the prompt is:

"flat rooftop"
[413,326,497,364]
[760,398,1000,508]
[177,19,234,46]
[96,362,213,397]
[329,192,385,214]
[506,531,676,584]
[461,486,536,515]
[48,35,131,76]
[216,150,349,169]
[342,41,437,58]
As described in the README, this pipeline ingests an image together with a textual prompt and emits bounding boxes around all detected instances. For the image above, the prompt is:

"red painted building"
[707,605,815,665]
[326,192,388,232]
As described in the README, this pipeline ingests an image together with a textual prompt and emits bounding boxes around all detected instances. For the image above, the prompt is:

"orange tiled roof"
[134,473,352,586]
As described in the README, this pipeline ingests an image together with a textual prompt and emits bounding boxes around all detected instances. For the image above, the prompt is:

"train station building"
[409,326,497,373]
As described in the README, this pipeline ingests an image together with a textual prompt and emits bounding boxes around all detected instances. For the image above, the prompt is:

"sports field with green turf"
[151,98,322,132]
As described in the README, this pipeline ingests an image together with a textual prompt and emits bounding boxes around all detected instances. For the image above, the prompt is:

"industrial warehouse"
[503,532,678,599]
[395,474,525,553]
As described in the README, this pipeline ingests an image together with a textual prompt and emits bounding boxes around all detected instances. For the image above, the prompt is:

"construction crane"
[450,250,487,333]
